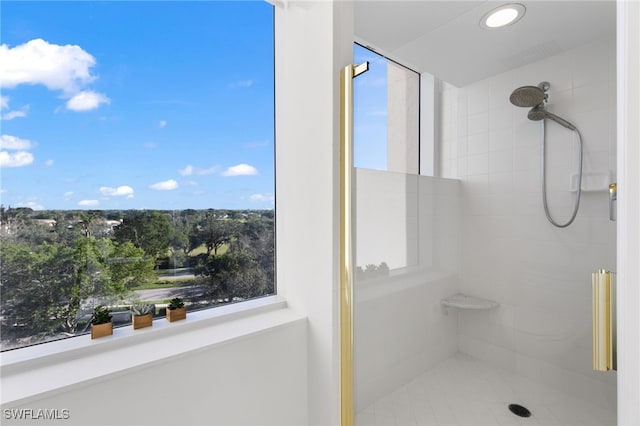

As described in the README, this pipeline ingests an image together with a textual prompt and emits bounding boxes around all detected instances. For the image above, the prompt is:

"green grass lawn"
[188,243,229,256]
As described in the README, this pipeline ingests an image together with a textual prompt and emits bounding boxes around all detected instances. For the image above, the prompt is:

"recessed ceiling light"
[480,3,526,29]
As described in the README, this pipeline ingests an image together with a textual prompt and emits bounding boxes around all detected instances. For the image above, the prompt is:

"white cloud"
[159,120,167,128]
[149,179,178,191]
[0,96,28,120]
[249,193,275,203]
[99,185,134,197]
[229,79,254,88]
[66,90,110,111]
[0,151,34,167]
[1,39,109,112]
[2,109,28,120]
[143,142,158,149]
[178,164,219,176]
[0,134,32,150]
[178,165,194,176]
[64,191,74,197]
[0,135,35,167]
[78,199,99,207]
[45,159,54,166]
[0,39,96,94]
[221,163,259,177]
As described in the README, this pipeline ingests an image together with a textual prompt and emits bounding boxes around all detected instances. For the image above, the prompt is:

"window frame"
[353,41,423,175]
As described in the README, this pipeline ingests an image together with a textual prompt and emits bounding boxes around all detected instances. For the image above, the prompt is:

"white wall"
[1,310,308,426]
[274,1,354,424]
[440,38,617,410]
[354,170,460,410]
[616,1,640,423]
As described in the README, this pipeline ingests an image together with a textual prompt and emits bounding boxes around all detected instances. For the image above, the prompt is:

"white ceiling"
[354,1,616,87]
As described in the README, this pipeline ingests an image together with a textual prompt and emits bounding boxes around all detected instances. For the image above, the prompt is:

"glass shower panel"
[354,171,461,414]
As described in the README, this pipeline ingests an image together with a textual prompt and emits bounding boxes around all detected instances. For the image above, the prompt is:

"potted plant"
[90,305,113,339]
[166,297,186,322]
[130,303,154,330]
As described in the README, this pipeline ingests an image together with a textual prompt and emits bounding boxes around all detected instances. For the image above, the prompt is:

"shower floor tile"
[356,353,616,426]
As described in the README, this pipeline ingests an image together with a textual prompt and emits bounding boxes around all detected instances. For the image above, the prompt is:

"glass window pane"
[353,44,419,174]
[0,1,275,351]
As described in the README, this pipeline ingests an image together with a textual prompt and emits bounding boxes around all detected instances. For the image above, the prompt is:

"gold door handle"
[592,269,616,371]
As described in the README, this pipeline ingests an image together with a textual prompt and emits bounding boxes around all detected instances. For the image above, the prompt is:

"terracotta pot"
[91,322,113,339]
[166,307,186,322]
[132,313,153,330]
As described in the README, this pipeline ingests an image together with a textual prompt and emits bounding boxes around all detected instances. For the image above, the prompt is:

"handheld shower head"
[527,104,576,130]
[527,104,546,121]
[509,81,583,228]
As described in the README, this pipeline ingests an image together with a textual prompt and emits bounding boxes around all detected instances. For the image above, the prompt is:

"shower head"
[511,81,576,130]
[509,81,550,107]
[527,104,547,121]
[527,104,577,130]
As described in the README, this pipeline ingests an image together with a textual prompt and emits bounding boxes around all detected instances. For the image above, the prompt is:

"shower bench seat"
[440,293,499,310]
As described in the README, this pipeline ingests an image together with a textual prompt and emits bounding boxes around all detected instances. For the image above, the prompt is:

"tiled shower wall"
[439,38,617,409]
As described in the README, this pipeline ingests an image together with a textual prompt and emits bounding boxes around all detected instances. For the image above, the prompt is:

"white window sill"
[355,267,456,302]
[0,296,305,407]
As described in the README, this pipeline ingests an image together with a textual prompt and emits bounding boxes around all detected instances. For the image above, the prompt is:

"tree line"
[0,206,274,349]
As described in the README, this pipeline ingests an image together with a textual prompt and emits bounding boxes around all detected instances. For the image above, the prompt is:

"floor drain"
[508,404,532,418]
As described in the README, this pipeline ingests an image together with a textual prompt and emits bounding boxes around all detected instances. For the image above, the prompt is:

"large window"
[353,43,420,174]
[353,44,422,274]
[0,1,275,351]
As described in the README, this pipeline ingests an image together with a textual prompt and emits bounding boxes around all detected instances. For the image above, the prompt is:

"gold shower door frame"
[340,61,368,426]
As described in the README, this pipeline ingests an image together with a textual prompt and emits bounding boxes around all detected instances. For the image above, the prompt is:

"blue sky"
[354,43,387,171]
[0,1,275,210]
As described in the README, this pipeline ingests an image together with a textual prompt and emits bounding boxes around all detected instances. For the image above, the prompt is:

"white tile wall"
[440,38,617,410]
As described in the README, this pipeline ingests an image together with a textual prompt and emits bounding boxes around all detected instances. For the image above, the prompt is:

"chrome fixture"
[509,82,548,107]
[609,183,617,221]
[509,81,576,129]
[527,104,577,130]
[510,81,583,228]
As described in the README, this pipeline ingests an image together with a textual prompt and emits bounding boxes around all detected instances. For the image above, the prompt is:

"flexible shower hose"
[541,120,583,228]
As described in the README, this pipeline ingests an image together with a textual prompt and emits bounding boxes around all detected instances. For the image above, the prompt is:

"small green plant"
[130,303,154,316]
[167,297,185,310]
[91,305,112,325]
